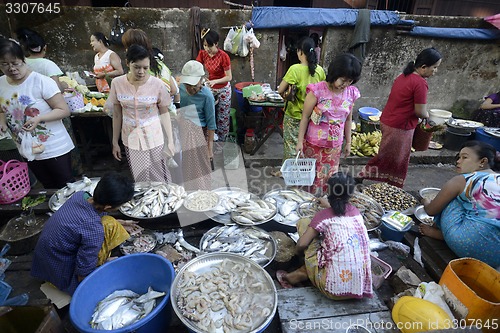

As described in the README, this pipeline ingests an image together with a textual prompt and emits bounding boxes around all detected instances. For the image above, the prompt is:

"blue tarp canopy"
[251,7,402,29]
[408,26,500,40]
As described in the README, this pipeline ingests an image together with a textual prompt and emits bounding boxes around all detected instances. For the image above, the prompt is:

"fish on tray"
[230,199,276,225]
[210,191,253,215]
[200,225,273,265]
[264,189,315,226]
[120,183,186,218]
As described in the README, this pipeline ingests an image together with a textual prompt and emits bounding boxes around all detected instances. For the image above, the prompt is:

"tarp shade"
[251,7,401,28]
[408,26,500,40]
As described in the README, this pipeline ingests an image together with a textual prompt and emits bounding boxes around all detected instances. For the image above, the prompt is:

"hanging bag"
[109,15,126,45]
[224,27,236,52]
[282,84,297,102]
[63,88,85,113]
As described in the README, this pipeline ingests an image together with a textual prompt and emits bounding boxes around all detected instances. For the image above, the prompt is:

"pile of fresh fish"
[200,225,275,266]
[210,190,254,215]
[176,259,275,332]
[349,192,384,231]
[263,189,315,226]
[230,199,276,225]
[90,287,165,330]
[50,176,99,211]
[184,190,219,212]
[120,183,186,218]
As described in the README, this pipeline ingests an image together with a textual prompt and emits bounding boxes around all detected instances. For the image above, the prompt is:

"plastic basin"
[358,107,381,120]
[69,253,175,333]
[379,220,412,242]
[429,109,452,125]
[475,128,500,151]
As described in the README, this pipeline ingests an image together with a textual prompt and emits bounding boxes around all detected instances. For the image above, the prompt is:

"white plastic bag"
[238,26,249,57]
[224,27,236,52]
[279,38,287,61]
[231,28,243,55]
[414,282,454,320]
[19,131,36,161]
[245,28,260,49]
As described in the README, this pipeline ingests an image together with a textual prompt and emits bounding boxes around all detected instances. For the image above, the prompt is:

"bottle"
[244,129,256,154]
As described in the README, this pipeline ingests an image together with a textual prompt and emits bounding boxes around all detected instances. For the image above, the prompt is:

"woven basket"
[0,160,31,204]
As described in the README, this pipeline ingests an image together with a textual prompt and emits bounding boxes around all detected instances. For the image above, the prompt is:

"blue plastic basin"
[70,254,175,333]
[358,107,381,120]
[475,128,500,151]
[380,220,412,242]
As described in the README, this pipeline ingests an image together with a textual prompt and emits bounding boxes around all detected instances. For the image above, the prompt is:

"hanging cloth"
[190,6,202,59]
[348,9,371,63]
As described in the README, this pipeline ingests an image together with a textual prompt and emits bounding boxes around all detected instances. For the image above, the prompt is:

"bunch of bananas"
[350,130,382,157]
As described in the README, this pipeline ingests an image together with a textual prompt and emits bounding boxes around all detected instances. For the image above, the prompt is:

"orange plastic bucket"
[439,258,500,332]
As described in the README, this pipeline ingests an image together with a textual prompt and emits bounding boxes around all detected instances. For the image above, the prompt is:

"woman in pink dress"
[296,53,362,195]
[90,32,123,93]
[109,44,174,182]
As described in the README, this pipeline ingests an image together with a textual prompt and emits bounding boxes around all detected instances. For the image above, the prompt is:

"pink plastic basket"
[371,255,392,289]
[0,160,31,204]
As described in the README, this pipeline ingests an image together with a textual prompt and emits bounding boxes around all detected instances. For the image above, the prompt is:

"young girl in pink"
[296,53,362,195]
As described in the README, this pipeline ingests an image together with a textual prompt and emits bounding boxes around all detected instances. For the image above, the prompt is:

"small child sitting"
[31,172,134,295]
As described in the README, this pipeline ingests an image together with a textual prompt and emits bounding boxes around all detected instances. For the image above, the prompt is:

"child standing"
[276,173,373,299]
[296,53,362,195]
[31,173,134,295]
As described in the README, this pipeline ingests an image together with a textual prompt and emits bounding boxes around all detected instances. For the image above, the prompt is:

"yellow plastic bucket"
[439,258,500,332]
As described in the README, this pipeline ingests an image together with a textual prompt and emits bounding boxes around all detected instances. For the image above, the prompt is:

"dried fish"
[184,190,219,212]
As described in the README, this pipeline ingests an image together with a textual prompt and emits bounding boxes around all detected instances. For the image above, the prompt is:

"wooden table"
[70,111,113,171]
[247,99,285,155]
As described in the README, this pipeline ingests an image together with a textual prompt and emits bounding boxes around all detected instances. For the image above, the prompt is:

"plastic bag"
[19,131,36,161]
[231,28,243,55]
[109,15,126,46]
[245,28,260,49]
[414,281,454,320]
[279,38,287,61]
[413,237,424,267]
[238,26,249,57]
[224,27,236,52]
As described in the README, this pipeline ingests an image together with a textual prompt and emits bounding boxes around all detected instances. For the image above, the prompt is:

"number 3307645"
[6,3,61,14]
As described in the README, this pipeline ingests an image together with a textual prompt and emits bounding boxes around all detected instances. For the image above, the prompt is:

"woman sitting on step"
[276,172,373,299]
[420,140,500,269]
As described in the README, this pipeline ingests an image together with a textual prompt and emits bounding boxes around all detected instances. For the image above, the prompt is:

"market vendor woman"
[31,173,134,295]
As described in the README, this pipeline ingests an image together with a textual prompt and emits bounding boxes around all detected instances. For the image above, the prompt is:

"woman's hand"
[96,72,106,79]
[112,143,122,161]
[22,117,41,132]
[342,143,351,157]
[295,142,303,155]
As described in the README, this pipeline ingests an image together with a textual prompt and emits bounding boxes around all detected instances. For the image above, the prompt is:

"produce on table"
[361,182,418,212]
[350,130,382,157]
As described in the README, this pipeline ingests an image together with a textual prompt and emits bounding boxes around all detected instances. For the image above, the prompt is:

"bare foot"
[419,224,444,240]
[286,265,309,285]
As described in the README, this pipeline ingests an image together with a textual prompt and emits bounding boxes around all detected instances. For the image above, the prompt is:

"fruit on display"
[350,130,382,157]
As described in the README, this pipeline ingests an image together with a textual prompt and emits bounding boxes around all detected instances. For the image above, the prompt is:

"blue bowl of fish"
[70,253,175,332]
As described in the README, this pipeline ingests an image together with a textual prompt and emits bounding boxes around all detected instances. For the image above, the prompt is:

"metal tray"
[183,190,220,212]
[447,118,484,129]
[263,189,315,227]
[170,253,277,333]
[204,187,259,224]
[199,225,277,267]
[414,205,434,226]
[48,177,100,212]
[297,200,322,218]
[119,182,186,219]
[419,187,440,201]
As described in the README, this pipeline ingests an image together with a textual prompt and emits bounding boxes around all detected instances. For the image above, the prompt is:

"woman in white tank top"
[90,32,123,92]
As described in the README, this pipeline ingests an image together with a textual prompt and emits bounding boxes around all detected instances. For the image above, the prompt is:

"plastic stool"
[228,108,238,138]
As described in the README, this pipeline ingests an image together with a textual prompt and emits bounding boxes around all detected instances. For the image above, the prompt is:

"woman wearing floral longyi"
[0,38,74,188]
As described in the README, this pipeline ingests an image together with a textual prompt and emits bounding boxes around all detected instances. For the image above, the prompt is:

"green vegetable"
[21,195,46,210]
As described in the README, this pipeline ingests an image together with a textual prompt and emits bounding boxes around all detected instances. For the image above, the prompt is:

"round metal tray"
[297,200,321,218]
[49,177,100,212]
[204,187,259,224]
[119,182,186,219]
[414,205,434,226]
[171,253,277,333]
[199,225,277,267]
[419,187,440,201]
[263,189,316,227]
[183,190,220,212]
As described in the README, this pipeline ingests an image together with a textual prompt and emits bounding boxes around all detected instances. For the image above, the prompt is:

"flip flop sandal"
[276,270,293,289]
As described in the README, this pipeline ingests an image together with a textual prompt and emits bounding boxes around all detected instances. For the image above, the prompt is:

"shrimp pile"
[176,259,275,332]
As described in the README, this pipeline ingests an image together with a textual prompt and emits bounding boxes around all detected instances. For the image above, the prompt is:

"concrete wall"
[1,6,498,117]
